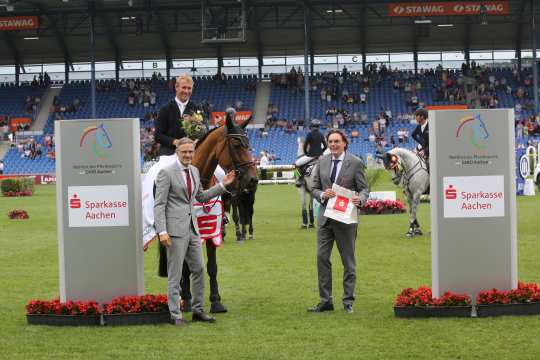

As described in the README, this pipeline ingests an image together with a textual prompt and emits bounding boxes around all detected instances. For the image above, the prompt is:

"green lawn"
[2,174,540,359]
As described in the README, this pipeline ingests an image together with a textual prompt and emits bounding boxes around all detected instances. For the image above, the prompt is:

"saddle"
[300,161,317,177]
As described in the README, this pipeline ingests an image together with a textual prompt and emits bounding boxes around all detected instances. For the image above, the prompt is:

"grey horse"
[382,147,429,237]
[296,138,317,228]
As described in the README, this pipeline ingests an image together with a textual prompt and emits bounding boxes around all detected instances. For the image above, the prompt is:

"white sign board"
[68,185,129,227]
[443,175,504,218]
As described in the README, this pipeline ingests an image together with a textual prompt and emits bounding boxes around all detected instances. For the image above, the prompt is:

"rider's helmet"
[310,119,321,128]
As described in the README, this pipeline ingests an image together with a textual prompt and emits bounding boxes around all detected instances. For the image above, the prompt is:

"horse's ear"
[225,113,235,134]
[240,116,252,129]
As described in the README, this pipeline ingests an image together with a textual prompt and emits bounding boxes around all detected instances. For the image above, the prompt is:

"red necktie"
[184,169,192,201]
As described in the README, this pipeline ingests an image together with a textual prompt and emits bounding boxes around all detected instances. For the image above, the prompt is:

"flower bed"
[26,295,170,326]
[102,294,170,326]
[8,209,29,220]
[360,199,406,215]
[26,299,101,326]
[476,282,540,317]
[1,178,34,197]
[394,286,472,318]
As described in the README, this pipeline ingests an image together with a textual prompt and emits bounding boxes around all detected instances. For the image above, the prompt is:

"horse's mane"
[195,126,221,150]
[389,147,414,158]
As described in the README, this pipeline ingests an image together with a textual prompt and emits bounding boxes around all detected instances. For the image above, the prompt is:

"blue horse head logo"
[80,123,113,158]
[456,114,489,149]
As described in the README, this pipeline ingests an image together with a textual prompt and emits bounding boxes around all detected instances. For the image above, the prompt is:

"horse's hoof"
[300,224,308,229]
[414,229,423,236]
[236,238,245,244]
[308,223,315,228]
[210,302,228,313]
[249,234,254,240]
[406,232,414,238]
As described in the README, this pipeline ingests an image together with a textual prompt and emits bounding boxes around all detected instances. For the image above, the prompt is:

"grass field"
[2,174,540,359]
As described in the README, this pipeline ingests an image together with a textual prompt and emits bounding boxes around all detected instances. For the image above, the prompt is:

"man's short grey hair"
[176,137,194,148]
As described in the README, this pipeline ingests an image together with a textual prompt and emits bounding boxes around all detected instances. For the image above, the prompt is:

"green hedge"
[1,177,34,194]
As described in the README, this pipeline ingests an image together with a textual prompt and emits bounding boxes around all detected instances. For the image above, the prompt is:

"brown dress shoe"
[170,318,185,326]
[192,311,216,323]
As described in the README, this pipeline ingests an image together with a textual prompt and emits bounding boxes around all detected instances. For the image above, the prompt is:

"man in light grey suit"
[309,129,369,314]
[154,137,236,325]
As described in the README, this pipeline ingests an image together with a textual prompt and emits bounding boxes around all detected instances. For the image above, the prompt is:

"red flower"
[477,281,540,305]
[102,294,169,314]
[361,199,406,214]
[26,298,101,315]
[395,286,471,307]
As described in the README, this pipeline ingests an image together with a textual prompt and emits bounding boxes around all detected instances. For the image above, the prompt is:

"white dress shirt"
[175,97,189,116]
[320,151,346,202]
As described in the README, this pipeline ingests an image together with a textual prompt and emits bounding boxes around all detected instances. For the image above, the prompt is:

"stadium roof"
[0,0,539,67]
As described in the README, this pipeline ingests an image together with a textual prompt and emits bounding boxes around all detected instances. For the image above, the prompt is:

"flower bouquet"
[182,111,207,140]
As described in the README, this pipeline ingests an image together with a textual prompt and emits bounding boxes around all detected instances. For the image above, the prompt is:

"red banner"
[211,111,253,126]
[426,105,468,110]
[0,16,39,30]
[10,117,31,132]
[388,1,509,17]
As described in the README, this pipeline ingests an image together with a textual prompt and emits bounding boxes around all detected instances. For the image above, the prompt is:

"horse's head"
[218,113,258,192]
[381,151,403,185]
[382,152,400,171]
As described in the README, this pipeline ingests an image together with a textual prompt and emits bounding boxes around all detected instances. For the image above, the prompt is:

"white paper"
[323,184,358,224]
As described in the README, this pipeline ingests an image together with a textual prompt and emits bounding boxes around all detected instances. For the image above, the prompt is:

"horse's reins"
[391,154,427,194]
[200,132,255,194]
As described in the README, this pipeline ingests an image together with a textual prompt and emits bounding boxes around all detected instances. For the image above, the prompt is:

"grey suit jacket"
[312,152,369,227]
[154,161,225,237]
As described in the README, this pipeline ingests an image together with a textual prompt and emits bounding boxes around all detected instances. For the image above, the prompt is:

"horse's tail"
[158,240,168,277]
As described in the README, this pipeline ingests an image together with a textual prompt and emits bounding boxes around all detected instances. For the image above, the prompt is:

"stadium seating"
[1,69,539,172]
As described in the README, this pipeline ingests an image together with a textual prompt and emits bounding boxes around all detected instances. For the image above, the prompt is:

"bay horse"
[381,147,429,238]
[158,114,258,313]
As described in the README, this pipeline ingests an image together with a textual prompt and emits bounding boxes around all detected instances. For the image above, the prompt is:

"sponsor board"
[68,185,129,227]
[388,1,508,17]
[443,175,504,218]
[0,16,39,30]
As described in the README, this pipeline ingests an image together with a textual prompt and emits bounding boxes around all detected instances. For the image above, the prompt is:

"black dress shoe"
[307,302,334,312]
[344,304,354,314]
[192,311,216,323]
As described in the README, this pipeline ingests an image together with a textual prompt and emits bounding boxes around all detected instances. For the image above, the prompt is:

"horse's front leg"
[406,191,415,238]
[206,241,227,313]
[407,193,422,237]
[232,203,242,241]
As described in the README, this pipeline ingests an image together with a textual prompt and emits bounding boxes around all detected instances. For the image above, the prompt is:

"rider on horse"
[412,108,429,172]
[295,119,326,186]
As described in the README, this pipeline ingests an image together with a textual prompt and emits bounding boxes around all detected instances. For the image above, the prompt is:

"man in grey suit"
[154,138,236,325]
[309,129,369,314]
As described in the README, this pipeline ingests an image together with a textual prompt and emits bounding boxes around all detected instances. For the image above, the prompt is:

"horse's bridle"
[214,133,255,191]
